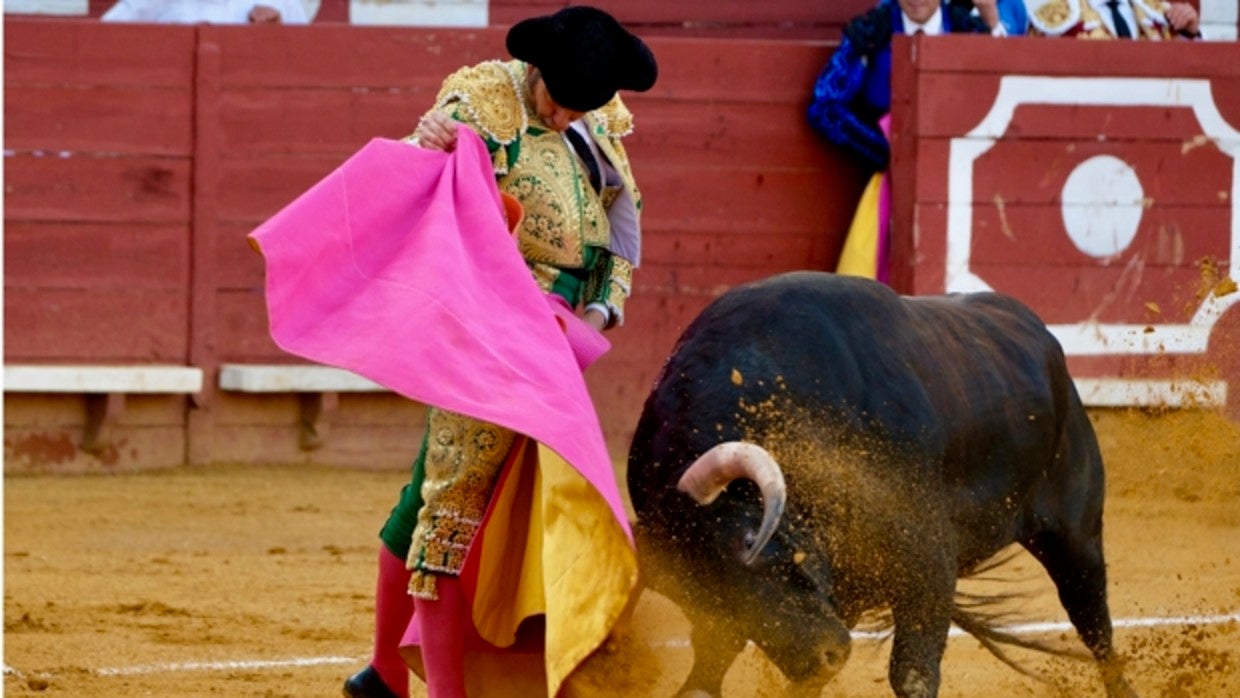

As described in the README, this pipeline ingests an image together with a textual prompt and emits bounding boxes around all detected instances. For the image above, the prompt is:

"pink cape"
[248,133,628,536]
[249,132,640,695]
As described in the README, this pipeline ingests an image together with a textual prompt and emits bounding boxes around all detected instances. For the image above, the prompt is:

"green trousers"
[378,429,429,560]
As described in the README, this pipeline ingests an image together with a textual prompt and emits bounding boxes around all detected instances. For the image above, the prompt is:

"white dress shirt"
[902,7,945,35]
[102,0,309,24]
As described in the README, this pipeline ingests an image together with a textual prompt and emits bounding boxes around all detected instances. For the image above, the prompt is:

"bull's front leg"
[885,557,955,698]
[676,609,748,698]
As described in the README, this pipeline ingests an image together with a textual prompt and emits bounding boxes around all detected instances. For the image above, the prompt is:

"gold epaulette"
[591,95,636,139]
[1131,0,1173,32]
[433,60,528,146]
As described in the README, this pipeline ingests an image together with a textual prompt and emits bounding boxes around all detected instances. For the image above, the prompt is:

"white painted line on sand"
[8,612,1234,680]
[865,611,1240,641]
[660,612,1240,648]
[94,655,365,677]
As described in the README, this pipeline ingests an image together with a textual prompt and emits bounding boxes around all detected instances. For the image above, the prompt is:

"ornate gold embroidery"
[529,264,561,294]
[593,95,635,138]
[407,408,515,600]
[1130,0,1174,38]
[432,60,527,145]
[608,256,634,323]
[595,128,641,212]
[503,128,609,267]
[1035,0,1072,27]
[411,60,645,294]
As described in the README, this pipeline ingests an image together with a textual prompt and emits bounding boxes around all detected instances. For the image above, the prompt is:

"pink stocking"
[371,547,414,697]
[411,576,469,698]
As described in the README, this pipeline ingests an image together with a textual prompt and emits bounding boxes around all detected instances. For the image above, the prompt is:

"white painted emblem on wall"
[946,76,1240,406]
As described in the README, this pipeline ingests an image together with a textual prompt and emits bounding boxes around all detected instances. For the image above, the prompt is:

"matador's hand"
[583,307,608,332]
[414,112,462,152]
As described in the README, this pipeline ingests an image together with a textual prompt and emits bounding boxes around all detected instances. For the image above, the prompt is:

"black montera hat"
[506,6,658,112]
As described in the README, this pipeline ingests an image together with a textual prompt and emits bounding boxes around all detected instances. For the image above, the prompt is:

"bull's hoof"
[1105,677,1139,698]
[786,681,830,698]
[1100,656,1138,698]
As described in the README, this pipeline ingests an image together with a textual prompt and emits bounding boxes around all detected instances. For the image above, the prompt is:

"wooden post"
[82,393,126,454]
[187,32,221,466]
[298,392,341,450]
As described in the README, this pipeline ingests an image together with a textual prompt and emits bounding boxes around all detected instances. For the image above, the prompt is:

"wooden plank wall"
[3,18,853,471]
[46,0,873,39]
[16,0,1234,39]
[488,0,873,39]
[4,22,200,469]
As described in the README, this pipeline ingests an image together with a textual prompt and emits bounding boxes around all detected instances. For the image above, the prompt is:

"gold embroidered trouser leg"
[407,407,516,600]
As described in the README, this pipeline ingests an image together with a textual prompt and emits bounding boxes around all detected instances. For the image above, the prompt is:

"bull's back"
[628,272,1099,531]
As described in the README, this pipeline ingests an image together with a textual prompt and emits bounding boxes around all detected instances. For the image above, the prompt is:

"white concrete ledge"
[1074,378,1228,409]
[349,0,487,27]
[219,363,388,393]
[3,364,204,393]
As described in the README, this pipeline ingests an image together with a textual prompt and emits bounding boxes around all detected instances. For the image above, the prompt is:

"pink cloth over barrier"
[247,133,628,538]
[876,113,892,284]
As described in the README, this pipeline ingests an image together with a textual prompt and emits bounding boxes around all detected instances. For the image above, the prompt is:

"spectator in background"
[807,0,1004,283]
[1024,0,1201,39]
[954,0,1029,34]
[101,0,309,23]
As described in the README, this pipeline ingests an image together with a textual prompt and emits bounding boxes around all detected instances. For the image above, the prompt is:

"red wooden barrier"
[891,34,1240,413]
[12,18,1233,474]
[489,0,873,39]
[3,18,850,472]
[52,0,873,39]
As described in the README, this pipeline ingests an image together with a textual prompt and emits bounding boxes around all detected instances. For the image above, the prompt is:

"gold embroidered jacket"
[1026,0,1180,39]
[409,59,644,327]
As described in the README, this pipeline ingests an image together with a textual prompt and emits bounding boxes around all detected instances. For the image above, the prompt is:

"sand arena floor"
[4,409,1239,697]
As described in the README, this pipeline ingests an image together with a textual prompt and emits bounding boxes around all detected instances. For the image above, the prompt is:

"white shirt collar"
[902,6,944,36]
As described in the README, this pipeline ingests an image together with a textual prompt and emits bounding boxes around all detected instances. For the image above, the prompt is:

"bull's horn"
[676,442,787,566]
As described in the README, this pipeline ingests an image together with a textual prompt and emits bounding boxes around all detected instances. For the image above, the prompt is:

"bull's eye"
[743,531,757,549]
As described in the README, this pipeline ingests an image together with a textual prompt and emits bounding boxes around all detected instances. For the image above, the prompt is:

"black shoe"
[342,665,400,698]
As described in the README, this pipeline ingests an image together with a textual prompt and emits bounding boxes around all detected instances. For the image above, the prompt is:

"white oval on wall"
[1060,154,1145,259]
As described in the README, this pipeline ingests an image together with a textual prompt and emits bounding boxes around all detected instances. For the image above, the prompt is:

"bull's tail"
[950,552,1091,680]
[854,554,1096,679]
[950,598,1087,680]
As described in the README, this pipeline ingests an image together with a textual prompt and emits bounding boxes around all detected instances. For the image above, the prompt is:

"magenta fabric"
[876,113,893,284]
[248,133,630,538]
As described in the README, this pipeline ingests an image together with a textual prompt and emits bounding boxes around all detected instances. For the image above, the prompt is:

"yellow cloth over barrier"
[835,171,885,280]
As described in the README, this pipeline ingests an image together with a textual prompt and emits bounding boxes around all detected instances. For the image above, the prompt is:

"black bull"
[626,272,1135,698]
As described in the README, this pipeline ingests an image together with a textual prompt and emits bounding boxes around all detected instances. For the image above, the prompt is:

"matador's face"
[527,67,586,132]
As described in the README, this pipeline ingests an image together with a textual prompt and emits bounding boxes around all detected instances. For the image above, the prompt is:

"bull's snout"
[820,639,851,675]
[785,640,851,698]
[777,619,852,691]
